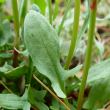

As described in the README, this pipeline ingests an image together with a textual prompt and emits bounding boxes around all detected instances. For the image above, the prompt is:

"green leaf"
[58,0,73,35]
[0,89,31,110]
[93,38,104,61]
[50,97,60,110]
[32,4,42,14]
[66,83,80,94]
[87,59,110,86]
[98,0,101,3]
[0,62,13,77]
[24,10,82,98]
[53,0,59,21]
[2,83,20,95]
[0,66,7,73]
[18,0,27,25]
[60,103,76,110]
[28,85,47,101]
[14,47,29,56]
[0,16,6,47]
[30,0,47,15]
[63,65,82,81]
[3,15,13,21]
[0,52,13,58]
[20,61,28,66]
[0,0,5,6]
[5,65,28,81]
[50,97,76,110]
[0,67,7,77]
[83,76,110,110]
[27,85,49,110]
[3,20,14,43]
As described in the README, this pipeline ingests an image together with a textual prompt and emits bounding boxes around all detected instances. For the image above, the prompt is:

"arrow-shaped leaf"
[24,10,81,98]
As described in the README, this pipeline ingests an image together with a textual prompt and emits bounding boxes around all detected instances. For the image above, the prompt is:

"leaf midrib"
[37,25,63,85]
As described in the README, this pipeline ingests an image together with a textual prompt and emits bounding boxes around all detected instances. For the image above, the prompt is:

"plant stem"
[63,90,70,108]
[27,56,33,84]
[53,0,59,21]
[19,0,28,26]
[11,0,19,68]
[64,0,68,7]
[64,0,81,70]
[48,0,52,25]
[76,0,97,110]
[58,0,73,36]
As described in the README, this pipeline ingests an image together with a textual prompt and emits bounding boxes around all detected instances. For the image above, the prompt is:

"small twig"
[33,74,70,110]
[103,101,110,108]
[0,80,14,94]
[31,106,39,110]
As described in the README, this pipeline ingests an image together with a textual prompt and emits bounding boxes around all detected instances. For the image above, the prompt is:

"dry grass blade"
[3,5,13,15]
[95,30,101,43]
[33,74,70,110]
[31,105,39,110]
[103,101,110,109]
[0,80,14,94]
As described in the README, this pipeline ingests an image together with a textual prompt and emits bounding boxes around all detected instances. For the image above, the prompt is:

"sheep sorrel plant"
[1,0,110,110]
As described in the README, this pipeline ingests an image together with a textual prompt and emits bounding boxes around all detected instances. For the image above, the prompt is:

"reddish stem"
[13,48,19,56]
[90,0,97,10]
[13,48,19,68]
